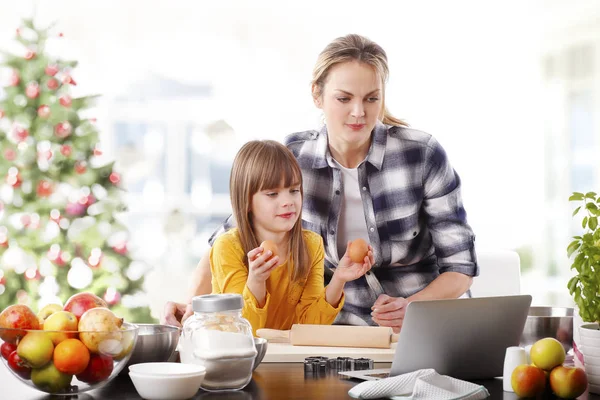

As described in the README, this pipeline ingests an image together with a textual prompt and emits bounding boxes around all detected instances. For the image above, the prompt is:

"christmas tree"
[0,19,154,323]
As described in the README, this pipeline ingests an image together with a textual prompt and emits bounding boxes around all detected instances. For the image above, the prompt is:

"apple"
[43,311,78,345]
[63,292,108,321]
[530,337,565,370]
[37,303,63,325]
[549,365,588,399]
[511,364,546,398]
[7,350,32,380]
[31,362,73,393]
[16,331,54,368]
[78,308,123,353]
[0,304,40,344]
[1,341,16,360]
[76,353,113,383]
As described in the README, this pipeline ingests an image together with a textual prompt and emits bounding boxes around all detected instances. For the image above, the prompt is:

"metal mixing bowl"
[253,337,268,371]
[520,306,573,352]
[121,324,181,373]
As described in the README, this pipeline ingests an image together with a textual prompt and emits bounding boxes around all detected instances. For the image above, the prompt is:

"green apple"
[31,362,73,393]
[37,303,63,325]
[43,311,78,345]
[16,331,54,368]
[530,337,565,370]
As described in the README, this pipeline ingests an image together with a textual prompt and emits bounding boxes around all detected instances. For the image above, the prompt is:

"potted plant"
[567,191,600,388]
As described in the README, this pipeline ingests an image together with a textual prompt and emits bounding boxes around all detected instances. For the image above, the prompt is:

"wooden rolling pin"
[256,324,399,349]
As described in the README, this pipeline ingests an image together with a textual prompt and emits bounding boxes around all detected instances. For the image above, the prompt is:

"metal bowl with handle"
[121,324,181,373]
[520,306,573,353]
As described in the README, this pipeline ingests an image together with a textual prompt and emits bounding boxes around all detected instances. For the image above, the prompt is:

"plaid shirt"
[210,122,478,326]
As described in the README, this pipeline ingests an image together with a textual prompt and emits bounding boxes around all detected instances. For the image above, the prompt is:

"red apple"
[0,304,40,344]
[1,341,16,360]
[7,350,32,380]
[549,365,587,399]
[76,353,113,383]
[511,364,546,398]
[63,292,108,321]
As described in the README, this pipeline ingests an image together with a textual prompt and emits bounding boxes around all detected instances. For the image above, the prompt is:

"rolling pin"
[256,324,399,349]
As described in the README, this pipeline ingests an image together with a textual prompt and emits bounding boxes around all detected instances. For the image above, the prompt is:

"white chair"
[469,249,521,297]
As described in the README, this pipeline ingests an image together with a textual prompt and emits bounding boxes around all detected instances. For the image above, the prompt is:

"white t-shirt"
[334,160,370,259]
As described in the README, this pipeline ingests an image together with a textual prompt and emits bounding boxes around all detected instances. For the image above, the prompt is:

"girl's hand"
[333,242,374,283]
[247,246,280,283]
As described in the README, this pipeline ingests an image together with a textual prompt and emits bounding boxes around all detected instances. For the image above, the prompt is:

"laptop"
[339,295,532,381]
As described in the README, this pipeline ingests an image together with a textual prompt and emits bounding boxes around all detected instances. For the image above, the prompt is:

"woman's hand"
[333,242,374,283]
[371,294,409,333]
[247,246,280,284]
[162,301,193,328]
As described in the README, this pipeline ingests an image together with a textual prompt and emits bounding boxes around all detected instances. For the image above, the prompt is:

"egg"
[260,240,278,261]
[348,238,369,263]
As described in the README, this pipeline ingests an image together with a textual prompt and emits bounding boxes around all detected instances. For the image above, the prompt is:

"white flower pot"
[579,322,600,394]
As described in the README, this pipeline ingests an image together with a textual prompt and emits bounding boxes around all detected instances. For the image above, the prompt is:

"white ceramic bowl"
[128,362,206,400]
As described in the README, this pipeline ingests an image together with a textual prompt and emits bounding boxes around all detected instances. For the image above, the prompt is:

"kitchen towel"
[348,368,489,400]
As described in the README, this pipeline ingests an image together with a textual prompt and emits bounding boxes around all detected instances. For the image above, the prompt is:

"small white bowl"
[129,363,206,400]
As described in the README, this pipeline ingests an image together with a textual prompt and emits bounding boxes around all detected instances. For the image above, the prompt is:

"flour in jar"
[180,329,257,391]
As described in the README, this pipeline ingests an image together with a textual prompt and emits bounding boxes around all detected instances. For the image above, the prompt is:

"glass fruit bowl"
[0,322,138,395]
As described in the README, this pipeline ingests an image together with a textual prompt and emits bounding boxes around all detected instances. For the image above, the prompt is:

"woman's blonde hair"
[230,140,309,283]
[311,33,408,127]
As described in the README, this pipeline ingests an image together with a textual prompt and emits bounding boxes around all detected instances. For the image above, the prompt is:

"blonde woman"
[208,140,372,334]
[163,34,477,333]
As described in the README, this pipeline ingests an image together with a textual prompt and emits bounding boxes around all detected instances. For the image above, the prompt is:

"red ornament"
[109,172,121,185]
[24,267,41,281]
[47,78,59,90]
[0,109,5,119]
[6,173,21,187]
[25,82,40,99]
[45,64,59,77]
[79,194,96,207]
[55,121,72,138]
[103,288,121,306]
[38,150,53,161]
[37,105,51,118]
[20,214,31,227]
[37,180,53,197]
[58,32,64,37]
[60,145,72,157]
[0,230,7,248]
[13,126,28,142]
[9,70,20,86]
[0,275,5,284]
[89,118,97,123]
[66,202,86,216]
[62,75,77,86]
[24,50,36,60]
[75,161,87,174]
[4,149,16,161]
[113,243,128,255]
[93,146,102,156]
[59,95,72,108]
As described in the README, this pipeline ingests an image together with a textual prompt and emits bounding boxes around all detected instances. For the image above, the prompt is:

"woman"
[163,34,477,333]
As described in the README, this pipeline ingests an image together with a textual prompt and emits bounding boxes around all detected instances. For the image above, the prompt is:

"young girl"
[210,140,373,334]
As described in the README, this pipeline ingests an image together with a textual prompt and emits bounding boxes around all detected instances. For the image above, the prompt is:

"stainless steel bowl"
[520,306,573,352]
[121,324,181,373]
[253,337,268,371]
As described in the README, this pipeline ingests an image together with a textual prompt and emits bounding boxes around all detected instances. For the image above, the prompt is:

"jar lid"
[192,294,243,313]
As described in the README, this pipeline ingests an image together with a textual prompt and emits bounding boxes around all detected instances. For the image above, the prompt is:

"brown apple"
[0,304,40,344]
[63,292,108,321]
[549,365,587,399]
[511,364,546,398]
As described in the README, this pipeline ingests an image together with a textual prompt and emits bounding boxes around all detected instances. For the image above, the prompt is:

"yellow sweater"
[210,228,344,335]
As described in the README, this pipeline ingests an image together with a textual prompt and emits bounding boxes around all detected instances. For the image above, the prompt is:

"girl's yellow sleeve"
[295,232,344,324]
[210,231,272,332]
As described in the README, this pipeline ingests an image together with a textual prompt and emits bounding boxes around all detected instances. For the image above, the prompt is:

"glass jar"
[180,294,257,391]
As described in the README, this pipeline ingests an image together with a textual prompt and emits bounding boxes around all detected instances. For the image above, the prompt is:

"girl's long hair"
[230,140,309,283]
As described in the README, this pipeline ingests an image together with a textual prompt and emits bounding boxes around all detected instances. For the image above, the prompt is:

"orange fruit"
[348,238,369,263]
[260,240,278,261]
[53,338,90,375]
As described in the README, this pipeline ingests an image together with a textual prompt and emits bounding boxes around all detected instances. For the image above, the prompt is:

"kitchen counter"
[2,361,599,399]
